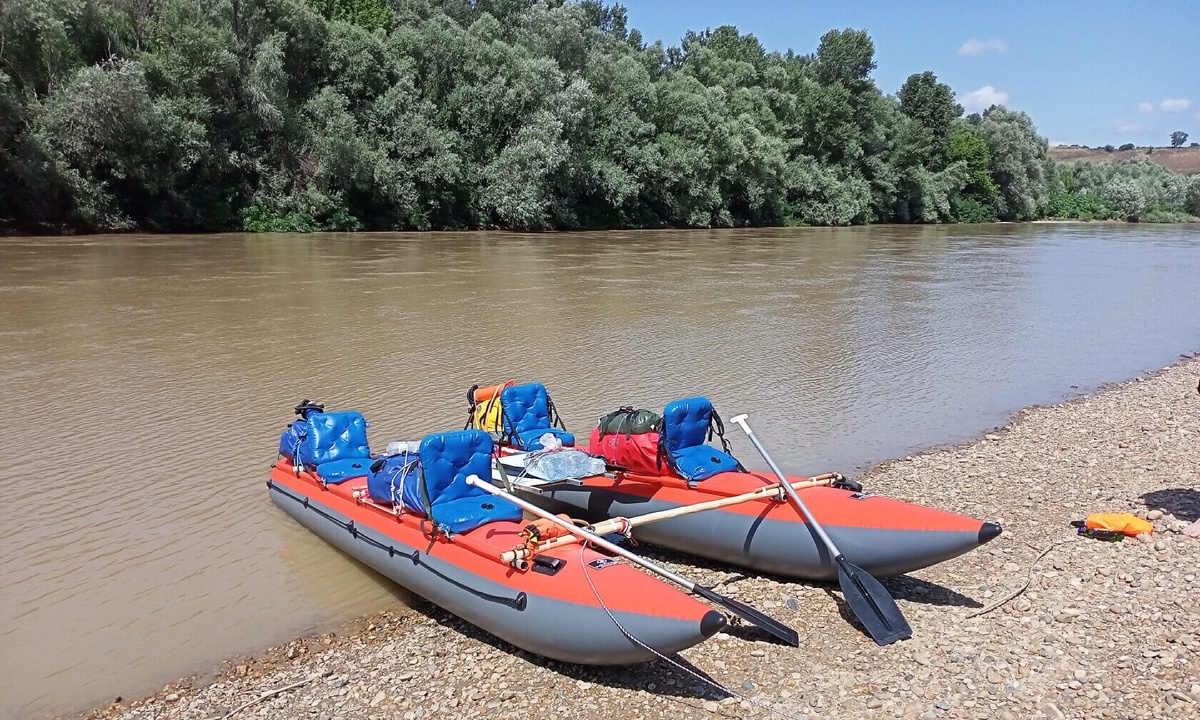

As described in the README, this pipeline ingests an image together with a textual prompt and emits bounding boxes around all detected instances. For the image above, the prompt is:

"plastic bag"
[526,449,605,481]
[385,440,418,455]
[538,432,564,452]
[1084,513,1153,537]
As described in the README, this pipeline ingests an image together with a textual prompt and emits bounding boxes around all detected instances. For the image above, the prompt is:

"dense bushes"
[0,0,1194,233]
[1049,158,1199,222]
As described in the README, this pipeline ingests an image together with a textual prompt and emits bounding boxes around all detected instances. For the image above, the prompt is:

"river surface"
[2,224,1200,718]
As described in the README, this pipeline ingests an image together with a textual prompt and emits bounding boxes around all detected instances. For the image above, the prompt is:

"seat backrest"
[299,411,370,466]
[662,397,715,452]
[408,429,493,512]
[500,383,554,436]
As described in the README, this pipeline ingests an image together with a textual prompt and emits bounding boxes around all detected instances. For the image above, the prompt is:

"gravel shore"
[77,356,1200,720]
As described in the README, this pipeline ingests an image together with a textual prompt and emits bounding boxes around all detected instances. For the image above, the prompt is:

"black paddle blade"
[836,558,912,646]
[693,585,799,647]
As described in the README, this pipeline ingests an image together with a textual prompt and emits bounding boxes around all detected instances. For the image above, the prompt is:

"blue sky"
[620,0,1200,147]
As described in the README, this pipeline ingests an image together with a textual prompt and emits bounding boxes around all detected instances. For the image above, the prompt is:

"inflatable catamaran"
[267,383,1000,657]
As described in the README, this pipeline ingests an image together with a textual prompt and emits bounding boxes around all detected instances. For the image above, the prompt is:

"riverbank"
[75,356,1200,720]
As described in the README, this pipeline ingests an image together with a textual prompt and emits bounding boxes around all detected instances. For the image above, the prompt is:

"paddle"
[464,475,799,647]
[728,414,912,646]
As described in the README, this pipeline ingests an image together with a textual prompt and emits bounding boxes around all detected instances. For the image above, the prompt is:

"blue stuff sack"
[278,420,309,460]
[368,452,420,506]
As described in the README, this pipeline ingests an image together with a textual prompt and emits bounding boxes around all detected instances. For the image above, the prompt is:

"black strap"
[417,466,441,535]
[547,395,567,431]
[709,410,736,455]
[656,426,672,474]
[619,408,635,439]
[709,409,747,472]
[294,399,324,420]
[463,384,479,430]
[499,404,514,445]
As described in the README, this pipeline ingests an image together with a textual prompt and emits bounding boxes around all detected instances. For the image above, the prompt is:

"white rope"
[577,542,802,720]
[390,457,420,508]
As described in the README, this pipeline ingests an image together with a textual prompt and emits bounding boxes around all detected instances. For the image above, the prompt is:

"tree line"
[1,0,1197,233]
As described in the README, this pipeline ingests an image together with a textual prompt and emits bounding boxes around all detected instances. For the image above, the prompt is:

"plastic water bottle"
[529,449,605,481]
[386,440,417,455]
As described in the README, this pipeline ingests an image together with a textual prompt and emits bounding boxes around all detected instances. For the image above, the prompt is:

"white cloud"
[957,38,1007,56]
[1115,121,1143,133]
[1160,98,1192,112]
[961,86,1009,112]
[1137,101,1154,114]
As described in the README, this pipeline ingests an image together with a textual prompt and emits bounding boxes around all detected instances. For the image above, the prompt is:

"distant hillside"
[1049,145,1200,174]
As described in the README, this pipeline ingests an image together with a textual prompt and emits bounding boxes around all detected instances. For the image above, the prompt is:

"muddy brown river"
[2,224,1199,718]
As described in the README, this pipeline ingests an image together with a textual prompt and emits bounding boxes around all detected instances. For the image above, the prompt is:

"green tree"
[1170,130,1188,148]
[945,124,997,222]
[304,0,391,32]
[973,106,1052,221]
[897,71,961,164]
[812,28,875,90]
[1104,177,1146,220]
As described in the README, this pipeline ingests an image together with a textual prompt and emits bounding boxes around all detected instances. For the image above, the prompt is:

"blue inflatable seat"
[499,382,575,451]
[660,397,743,482]
[297,411,373,484]
[402,430,522,533]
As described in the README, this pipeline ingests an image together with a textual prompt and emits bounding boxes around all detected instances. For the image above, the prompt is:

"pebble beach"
[76,355,1200,720]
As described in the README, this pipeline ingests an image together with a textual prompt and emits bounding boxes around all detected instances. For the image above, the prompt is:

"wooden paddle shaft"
[498,473,838,563]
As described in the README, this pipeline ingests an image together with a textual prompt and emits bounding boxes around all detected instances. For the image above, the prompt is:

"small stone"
[165,694,179,703]
[703,701,719,712]
[985,434,1001,441]
[1040,702,1065,719]
[750,649,766,657]
[370,691,385,708]
[913,652,931,666]
[1147,509,1164,520]
[867,698,884,709]
[986,668,1004,684]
